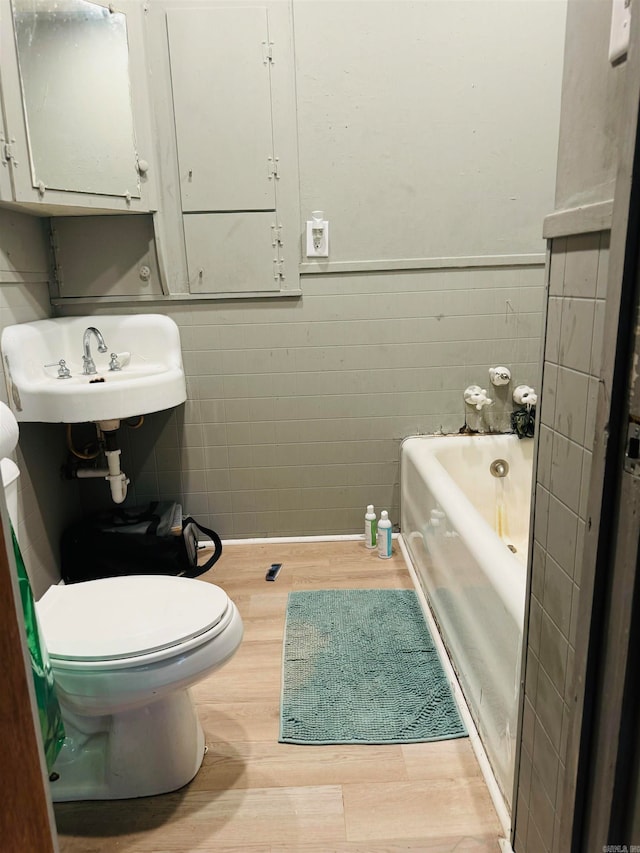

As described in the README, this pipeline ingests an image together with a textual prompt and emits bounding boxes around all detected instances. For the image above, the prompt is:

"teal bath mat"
[280,589,467,744]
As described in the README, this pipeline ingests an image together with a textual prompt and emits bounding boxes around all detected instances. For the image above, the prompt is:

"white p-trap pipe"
[104,448,130,504]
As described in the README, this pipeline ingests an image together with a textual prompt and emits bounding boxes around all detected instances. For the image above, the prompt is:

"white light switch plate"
[306,219,329,257]
[609,0,631,63]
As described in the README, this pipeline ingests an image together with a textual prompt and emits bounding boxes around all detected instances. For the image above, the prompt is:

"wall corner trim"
[542,200,614,238]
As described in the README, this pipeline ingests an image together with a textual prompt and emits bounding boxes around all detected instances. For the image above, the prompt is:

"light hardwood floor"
[55,540,502,852]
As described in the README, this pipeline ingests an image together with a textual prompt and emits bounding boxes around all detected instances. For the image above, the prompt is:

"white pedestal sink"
[1,315,187,423]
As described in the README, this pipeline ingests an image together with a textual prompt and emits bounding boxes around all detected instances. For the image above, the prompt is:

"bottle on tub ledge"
[377,510,393,559]
[364,504,377,549]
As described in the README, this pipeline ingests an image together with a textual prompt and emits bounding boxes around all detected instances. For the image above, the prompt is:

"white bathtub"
[400,433,533,808]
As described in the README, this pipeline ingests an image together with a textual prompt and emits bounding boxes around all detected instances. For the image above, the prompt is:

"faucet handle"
[44,359,71,379]
[513,384,537,408]
[464,385,493,411]
[489,366,511,386]
[108,353,122,371]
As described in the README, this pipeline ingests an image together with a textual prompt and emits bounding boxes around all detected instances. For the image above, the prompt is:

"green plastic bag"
[11,525,65,772]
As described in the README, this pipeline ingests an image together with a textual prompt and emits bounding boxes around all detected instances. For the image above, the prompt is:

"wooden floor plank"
[55,540,502,852]
[131,786,346,849]
[343,778,499,842]
[192,639,283,703]
[190,741,408,790]
[197,701,281,743]
[401,739,485,781]
[270,839,500,853]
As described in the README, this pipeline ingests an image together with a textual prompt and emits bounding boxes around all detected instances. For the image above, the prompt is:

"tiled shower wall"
[76,264,544,539]
[514,231,608,852]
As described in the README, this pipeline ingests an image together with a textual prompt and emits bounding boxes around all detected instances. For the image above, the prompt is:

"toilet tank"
[1,458,20,533]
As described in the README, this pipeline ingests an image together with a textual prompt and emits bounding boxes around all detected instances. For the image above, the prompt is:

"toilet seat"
[37,575,232,670]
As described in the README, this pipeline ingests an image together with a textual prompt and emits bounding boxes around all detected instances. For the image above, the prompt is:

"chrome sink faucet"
[82,327,108,375]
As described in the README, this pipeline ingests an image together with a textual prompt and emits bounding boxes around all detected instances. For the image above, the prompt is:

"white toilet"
[1,451,243,802]
[38,574,243,801]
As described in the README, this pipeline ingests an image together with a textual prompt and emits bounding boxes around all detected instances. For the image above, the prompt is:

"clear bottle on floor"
[377,510,392,559]
[364,504,377,549]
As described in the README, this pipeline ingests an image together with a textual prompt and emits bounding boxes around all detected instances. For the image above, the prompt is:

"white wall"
[554,0,626,210]
[295,0,566,263]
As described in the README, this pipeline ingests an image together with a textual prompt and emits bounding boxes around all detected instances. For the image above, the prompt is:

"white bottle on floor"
[377,510,392,559]
[364,505,377,549]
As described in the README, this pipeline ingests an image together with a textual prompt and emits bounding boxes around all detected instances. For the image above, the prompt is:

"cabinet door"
[184,212,280,294]
[167,7,276,213]
[52,216,164,298]
[0,0,155,214]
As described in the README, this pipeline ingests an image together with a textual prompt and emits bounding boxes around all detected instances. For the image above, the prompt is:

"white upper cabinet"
[0,0,156,214]
[167,7,276,213]
[147,0,300,298]
[40,0,300,300]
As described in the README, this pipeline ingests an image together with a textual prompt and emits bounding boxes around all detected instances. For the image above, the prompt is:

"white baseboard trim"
[222,533,400,546]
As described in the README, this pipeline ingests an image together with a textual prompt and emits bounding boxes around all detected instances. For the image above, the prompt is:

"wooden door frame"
[0,494,58,851]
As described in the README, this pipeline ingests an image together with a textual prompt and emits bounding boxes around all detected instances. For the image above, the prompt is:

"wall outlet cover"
[305,220,329,257]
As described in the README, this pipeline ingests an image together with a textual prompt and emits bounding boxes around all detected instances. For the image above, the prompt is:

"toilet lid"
[37,575,230,662]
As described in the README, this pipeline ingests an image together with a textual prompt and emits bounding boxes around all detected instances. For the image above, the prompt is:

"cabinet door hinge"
[271,223,283,248]
[267,156,280,180]
[273,257,285,282]
[1,136,17,167]
[262,40,274,64]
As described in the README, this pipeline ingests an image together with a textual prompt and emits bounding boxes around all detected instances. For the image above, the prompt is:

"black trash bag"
[60,501,222,584]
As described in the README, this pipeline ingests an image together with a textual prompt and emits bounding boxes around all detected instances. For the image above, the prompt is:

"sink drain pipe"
[72,420,130,504]
[105,448,129,504]
[101,421,129,504]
